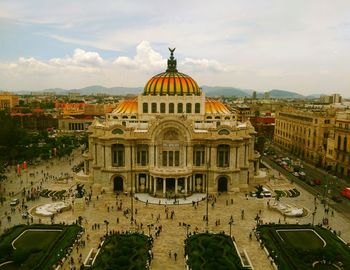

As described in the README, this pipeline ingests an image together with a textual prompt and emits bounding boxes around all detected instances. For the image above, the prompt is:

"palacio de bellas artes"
[78,48,261,198]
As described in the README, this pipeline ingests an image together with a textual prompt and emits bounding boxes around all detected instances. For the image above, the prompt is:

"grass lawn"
[258,224,350,270]
[13,230,62,251]
[277,229,325,250]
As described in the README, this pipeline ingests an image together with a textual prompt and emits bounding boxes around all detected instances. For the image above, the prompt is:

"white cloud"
[114,41,166,70]
[0,41,228,90]
[180,58,228,72]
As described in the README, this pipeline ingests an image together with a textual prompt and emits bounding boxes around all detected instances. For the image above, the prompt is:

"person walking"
[174,252,177,261]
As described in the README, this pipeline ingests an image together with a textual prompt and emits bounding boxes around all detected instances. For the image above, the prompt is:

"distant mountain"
[267,89,304,99]
[66,85,142,95]
[202,86,252,97]
[10,85,325,99]
[306,94,322,99]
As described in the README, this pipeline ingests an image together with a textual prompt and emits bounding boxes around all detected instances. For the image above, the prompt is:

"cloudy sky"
[1,0,350,96]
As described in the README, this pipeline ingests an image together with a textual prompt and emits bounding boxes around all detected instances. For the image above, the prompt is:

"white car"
[10,198,19,206]
[293,172,300,177]
[262,187,272,197]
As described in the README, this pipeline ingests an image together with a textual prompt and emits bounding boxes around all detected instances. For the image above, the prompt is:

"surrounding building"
[325,111,350,177]
[0,91,19,110]
[319,93,342,104]
[274,109,335,166]
[80,49,259,196]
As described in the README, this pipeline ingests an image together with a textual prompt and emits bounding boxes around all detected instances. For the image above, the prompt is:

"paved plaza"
[1,150,350,270]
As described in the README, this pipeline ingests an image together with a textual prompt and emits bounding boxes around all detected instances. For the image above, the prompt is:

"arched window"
[143,103,148,113]
[160,103,166,113]
[186,103,192,113]
[169,103,174,113]
[112,144,125,167]
[177,103,183,113]
[195,103,200,113]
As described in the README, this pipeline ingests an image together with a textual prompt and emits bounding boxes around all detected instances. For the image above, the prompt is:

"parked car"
[331,195,342,203]
[307,180,316,186]
[10,198,19,206]
[341,187,350,199]
[292,172,300,178]
[313,179,322,185]
[262,187,272,197]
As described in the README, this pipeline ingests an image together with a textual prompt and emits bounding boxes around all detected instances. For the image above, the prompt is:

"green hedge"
[257,224,350,270]
[0,224,81,270]
[185,233,245,270]
[92,233,152,270]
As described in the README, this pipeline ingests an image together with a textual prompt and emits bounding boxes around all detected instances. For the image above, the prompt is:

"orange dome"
[143,48,201,96]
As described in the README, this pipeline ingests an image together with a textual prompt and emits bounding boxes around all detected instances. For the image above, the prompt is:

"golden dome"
[205,99,231,114]
[144,48,201,96]
[113,99,138,114]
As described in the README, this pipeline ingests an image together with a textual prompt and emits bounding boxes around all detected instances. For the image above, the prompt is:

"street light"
[183,223,191,238]
[312,211,316,226]
[205,161,209,232]
[228,216,234,237]
[104,220,109,235]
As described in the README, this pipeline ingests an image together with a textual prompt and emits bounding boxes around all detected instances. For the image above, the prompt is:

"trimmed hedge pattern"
[257,224,350,270]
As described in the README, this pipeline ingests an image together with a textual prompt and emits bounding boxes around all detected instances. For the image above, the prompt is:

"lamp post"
[104,220,109,235]
[312,211,316,226]
[205,161,209,232]
[228,217,234,237]
[130,145,134,231]
[183,223,191,238]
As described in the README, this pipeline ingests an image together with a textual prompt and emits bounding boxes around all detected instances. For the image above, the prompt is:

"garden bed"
[185,233,247,269]
[257,224,350,270]
[92,233,152,270]
[0,224,81,270]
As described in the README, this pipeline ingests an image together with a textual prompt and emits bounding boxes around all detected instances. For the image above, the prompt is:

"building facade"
[0,92,19,110]
[274,109,335,166]
[325,111,350,177]
[80,49,259,196]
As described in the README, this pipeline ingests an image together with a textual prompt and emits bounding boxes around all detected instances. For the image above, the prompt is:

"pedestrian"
[169,250,171,258]
[174,252,177,261]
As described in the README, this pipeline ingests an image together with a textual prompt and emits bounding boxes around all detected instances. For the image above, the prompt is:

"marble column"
[175,178,178,195]
[185,177,188,194]
[153,177,157,196]
[163,178,166,195]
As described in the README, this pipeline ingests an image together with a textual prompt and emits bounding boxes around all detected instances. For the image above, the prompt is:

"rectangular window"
[137,145,148,166]
[169,103,174,113]
[162,151,167,166]
[112,144,125,167]
[175,151,179,166]
[195,103,200,113]
[217,145,230,167]
[143,103,148,113]
[186,103,192,113]
[160,103,166,113]
[151,103,157,113]
[177,103,183,113]
[169,151,174,166]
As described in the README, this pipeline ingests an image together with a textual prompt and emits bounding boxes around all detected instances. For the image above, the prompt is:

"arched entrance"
[113,176,124,192]
[218,177,228,192]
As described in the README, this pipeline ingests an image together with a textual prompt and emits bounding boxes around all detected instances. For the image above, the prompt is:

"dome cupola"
[144,48,201,96]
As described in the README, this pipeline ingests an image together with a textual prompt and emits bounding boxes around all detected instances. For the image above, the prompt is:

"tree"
[255,136,266,154]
